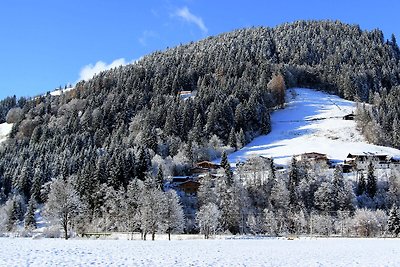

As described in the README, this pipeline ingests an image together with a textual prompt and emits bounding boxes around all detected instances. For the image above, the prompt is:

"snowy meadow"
[1,237,400,266]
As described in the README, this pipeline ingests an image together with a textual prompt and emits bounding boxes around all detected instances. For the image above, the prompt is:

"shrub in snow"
[17,229,33,238]
[42,226,61,238]
[311,214,334,236]
[351,209,383,237]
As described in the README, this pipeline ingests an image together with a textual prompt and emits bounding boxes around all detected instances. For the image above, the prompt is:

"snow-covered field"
[1,237,400,266]
[0,122,12,143]
[229,88,400,166]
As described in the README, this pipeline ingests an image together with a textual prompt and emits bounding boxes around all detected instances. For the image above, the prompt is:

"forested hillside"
[1,20,400,237]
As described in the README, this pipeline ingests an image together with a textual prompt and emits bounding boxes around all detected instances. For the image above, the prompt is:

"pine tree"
[269,158,276,181]
[156,167,165,192]
[289,157,299,186]
[24,198,36,229]
[288,157,299,208]
[136,147,151,181]
[220,151,233,185]
[387,205,400,237]
[314,182,335,212]
[366,162,377,198]
[270,178,290,211]
[228,128,237,150]
[95,156,108,185]
[332,166,344,210]
[5,197,19,231]
[31,166,44,204]
[356,173,366,196]
[15,162,33,200]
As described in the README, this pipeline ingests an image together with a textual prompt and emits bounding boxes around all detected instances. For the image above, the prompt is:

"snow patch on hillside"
[0,122,12,143]
[50,86,74,96]
[229,88,400,166]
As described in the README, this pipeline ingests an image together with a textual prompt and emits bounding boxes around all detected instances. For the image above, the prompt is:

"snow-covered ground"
[229,88,400,166]
[1,237,400,266]
[0,122,12,143]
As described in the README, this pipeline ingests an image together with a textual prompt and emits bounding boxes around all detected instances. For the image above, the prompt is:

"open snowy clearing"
[228,88,400,166]
[1,237,400,266]
[0,122,12,144]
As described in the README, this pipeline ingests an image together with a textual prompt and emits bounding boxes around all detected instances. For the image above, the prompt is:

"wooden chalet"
[190,161,221,177]
[171,176,191,184]
[341,164,353,173]
[196,161,221,169]
[177,180,200,195]
[344,153,390,170]
[169,176,201,196]
[295,152,328,163]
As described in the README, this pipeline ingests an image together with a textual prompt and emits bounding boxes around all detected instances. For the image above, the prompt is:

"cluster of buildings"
[167,161,222,196]
[293,151,400,173]
[167,151,400,196]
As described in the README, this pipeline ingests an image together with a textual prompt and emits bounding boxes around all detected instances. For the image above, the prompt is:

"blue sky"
[1,0,399,100]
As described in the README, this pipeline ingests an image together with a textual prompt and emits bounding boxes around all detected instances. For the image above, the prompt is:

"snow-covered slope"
[228,88,400,166]
[0,122,12,143]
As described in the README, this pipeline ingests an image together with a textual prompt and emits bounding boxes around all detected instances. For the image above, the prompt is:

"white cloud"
[175,6,208,34]
[78,58,133,81]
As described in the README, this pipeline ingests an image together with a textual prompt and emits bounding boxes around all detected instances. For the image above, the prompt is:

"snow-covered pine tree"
[237,128,246,149]
[197,173,216,207]
[314,182,335,213]
[24,197,36,230]
[30,165,44,204]
[228,128,237,151]
[119,179,143,234]
[366,162,377,198]
[332,166,355,212]
[288,157,299,209]
[357,173,366,196]
[270,178,290,212]
[220,151,233,185]
[263,209,278,236]
[156,167,165,192]
[5,197,19,231]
